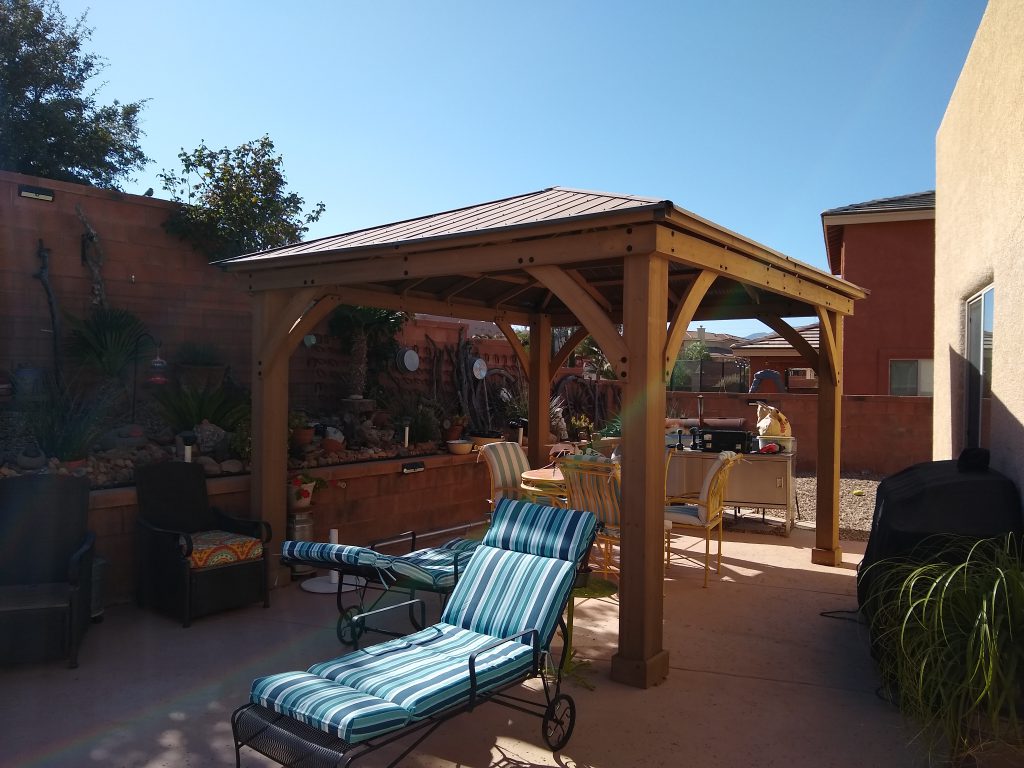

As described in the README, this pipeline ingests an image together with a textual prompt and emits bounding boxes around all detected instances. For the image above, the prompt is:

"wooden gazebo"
[220,187,866,689]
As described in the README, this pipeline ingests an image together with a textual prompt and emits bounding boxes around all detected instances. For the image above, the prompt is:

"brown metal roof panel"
[221,187,665,265]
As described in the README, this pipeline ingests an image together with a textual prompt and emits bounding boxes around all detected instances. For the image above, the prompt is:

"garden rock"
[195,456,221,476]
[220,459,243,474]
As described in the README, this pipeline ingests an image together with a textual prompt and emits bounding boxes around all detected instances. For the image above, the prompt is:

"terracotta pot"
[290,427,315,448]
[444,425,464,441]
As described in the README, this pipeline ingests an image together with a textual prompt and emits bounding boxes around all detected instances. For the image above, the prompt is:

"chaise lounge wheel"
[542,693,575,751]
[337,606,364,646]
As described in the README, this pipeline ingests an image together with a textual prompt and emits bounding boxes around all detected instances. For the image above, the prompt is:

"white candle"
[329,528,339,584]
[403,425,409,447]
[517,426,524,446]
[183,444,192,463]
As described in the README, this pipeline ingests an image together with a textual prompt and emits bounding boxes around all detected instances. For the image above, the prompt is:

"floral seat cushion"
[189,530,263,569]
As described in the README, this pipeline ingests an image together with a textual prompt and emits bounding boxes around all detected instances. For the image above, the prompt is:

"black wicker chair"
[135,462,271,627]
[0,474,94,668]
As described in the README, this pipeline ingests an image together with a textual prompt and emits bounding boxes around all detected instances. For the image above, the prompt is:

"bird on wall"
[143,188,154,197]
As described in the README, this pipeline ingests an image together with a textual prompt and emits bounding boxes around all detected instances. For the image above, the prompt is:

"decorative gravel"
[793,472,881,541]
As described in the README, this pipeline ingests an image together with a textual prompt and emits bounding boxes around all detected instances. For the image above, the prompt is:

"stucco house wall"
[934,0,1024,492]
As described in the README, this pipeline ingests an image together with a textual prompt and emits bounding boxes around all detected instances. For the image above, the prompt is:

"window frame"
[888,358,933,397]
[965,285,994,449]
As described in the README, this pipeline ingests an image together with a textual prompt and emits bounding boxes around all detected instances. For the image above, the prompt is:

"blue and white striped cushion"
[281,541,393,569]
[484,498,596,563]
[389,546,477,589]
[309,623,532,718]
[441,545,577,649]
[250,672,411,743]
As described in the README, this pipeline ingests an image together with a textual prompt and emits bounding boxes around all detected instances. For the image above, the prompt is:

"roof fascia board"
[731,348,802,358]
[656,228,861,314]
[660,209,866,302]
[821,209,935,227]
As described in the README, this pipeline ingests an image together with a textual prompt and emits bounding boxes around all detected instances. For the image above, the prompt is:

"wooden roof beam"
[244,225,657,292]
[657,229,857,315]
[525,264,628,377]
[754,313,820,371]
[664,270,715,381]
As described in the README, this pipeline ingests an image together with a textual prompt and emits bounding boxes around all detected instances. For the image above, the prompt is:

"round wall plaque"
[472,357,488,380]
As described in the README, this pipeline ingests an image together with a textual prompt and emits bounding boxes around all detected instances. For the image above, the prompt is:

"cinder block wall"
[0,170,253,381]
[90,457,490,606]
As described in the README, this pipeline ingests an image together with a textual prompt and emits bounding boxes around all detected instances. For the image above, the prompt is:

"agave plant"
[64,307,154,381]
[24,376,115,461]
[864,535,1024,764]
[153,383,250,433]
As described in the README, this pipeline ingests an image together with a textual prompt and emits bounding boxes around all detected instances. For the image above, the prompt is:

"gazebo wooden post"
[812,310,844,566]
[250,289,292,587]
[527,313,552,470]
[610,253,671,688]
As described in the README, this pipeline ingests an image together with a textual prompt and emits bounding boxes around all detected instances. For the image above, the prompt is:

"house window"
[966,285,994,449]
[889,359,933,396]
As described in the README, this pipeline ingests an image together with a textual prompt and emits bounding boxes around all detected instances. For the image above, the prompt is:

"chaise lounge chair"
[232,497,597,767]
[281,533,481,645]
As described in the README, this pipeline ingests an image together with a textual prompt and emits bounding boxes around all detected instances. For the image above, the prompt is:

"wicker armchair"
[0,474,94,668]
[135,462,270,627]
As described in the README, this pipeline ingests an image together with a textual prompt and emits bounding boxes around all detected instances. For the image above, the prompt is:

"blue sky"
[59,0,985,336]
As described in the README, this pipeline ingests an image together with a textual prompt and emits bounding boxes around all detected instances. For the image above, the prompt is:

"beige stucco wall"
[934,0,1024,492]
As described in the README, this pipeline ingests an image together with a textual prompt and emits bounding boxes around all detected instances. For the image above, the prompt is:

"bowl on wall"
[447,440,473,455]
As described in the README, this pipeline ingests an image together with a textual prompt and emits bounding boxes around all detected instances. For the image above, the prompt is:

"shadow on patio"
[0,529,927,768]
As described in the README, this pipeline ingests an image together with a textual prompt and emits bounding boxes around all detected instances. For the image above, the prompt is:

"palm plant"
[864,534,1024,765]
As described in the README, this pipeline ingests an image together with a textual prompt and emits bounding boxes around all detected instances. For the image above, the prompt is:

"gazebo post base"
[610,649,670,689]
[811,547,843,567]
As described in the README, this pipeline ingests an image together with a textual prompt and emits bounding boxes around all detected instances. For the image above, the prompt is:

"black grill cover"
[856,459,1023,610]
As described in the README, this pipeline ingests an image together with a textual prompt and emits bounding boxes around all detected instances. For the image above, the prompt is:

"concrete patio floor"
[0,527,929,768]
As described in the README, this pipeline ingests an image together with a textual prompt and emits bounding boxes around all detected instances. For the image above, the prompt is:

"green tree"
[0,0,149,188]
[683,340,712,360]
[159,135,325,262]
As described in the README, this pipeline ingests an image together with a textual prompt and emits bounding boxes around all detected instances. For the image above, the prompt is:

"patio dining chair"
[664,450,742,587]
[559,453,622,579]
[479,440,561,509]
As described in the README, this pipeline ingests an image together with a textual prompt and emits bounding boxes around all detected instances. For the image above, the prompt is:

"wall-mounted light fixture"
[18,184,55,202]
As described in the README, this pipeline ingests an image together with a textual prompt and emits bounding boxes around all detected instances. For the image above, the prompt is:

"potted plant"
[863,534,1024,765]
[288,472,327,510]
[288,411,314,449]
[444,412,469,442]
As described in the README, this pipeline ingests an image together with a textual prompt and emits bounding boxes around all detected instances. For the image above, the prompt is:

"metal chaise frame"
[280,523,483,646]
[232,501,595,768]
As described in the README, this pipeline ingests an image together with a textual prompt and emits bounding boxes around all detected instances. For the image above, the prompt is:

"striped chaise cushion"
[250,672,411,743]
[308,622,533,718]
[389,543,478,589]
[250,503,595,742]
[442,499,596,649]
[281,541,393,569]
[483,498,595,563]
